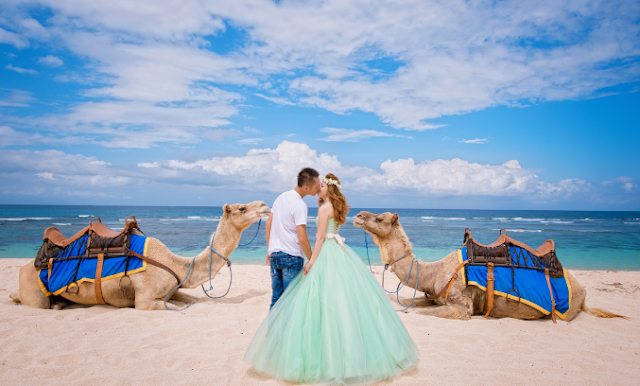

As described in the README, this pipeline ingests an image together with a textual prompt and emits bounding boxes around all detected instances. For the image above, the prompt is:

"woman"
[244,173,418,385]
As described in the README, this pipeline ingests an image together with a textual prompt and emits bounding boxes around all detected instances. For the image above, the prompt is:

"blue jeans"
[270,252,304,309]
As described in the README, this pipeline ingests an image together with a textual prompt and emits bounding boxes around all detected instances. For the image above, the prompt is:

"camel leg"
[416,303,473,320]
[134,296,171,311]
[416,295,474,320]
[171,290,199,304]
[17,262,51,309]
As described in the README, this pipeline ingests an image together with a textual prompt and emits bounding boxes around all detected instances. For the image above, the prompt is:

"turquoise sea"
[1,205,639,270]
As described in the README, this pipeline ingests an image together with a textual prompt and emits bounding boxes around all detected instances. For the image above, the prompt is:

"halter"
[163,216,263,311]
[362,225,420,312]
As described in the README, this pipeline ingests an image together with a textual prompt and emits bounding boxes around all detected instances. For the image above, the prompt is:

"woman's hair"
[319,173,349,226]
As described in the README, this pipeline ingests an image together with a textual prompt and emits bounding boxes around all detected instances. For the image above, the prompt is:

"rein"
[362,227,419,312]
[382,253,420,312]
[163,217,262,311]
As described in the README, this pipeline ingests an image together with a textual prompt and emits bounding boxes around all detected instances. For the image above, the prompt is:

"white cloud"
[165,140,373,192]
[318,127,409,142]
[138,162,160,168]
[350,158,590,198]
[0,27,29,48]
[255,93,295,106]
[602,176,637,192]
[38,55,64,67]
[237,138,263,145]
[35,172,54,180]
[0,141,629,205]
[459,138,487,144]
[5,64,38,75]
[0,89,36,107]
[1,0,637,144]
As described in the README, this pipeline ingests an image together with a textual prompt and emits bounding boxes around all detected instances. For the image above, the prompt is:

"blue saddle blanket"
[38,235,148,296]
[459,247,571,319]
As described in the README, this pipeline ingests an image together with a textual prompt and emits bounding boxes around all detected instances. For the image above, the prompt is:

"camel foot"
[415,304,472,320]
[171,290,200,304]
[9,291,21,303]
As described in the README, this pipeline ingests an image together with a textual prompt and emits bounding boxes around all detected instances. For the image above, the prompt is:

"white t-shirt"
[268,190,308,258]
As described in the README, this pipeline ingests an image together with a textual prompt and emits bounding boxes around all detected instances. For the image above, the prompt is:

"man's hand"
[266,253,271,266]
[303,262,313,275]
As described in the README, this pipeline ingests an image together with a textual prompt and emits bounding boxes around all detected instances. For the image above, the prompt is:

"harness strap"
[128,251,181,284]
[47,258,53,283]
[426,260,468,302]
[95,253,106,304]
[484,262,495,317]
[544,268,557,324]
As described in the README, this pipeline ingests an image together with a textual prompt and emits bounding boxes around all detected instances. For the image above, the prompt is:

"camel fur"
[353,211,625,321]
[10,201,270,311]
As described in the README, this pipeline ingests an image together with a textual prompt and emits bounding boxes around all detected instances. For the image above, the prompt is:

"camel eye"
[376,218,382,223]
[238,206,246,212]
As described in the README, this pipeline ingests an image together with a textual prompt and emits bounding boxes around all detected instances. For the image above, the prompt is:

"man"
[265,167,320,309]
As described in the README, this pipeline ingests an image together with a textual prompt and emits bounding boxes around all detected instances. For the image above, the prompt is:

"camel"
[353,211,624,321]
[10,201,270,311]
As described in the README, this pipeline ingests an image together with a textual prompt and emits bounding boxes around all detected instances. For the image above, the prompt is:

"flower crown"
[321,175,342,190]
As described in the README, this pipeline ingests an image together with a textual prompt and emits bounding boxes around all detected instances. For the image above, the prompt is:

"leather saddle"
[35,216,144,270]
[463,229,564,278]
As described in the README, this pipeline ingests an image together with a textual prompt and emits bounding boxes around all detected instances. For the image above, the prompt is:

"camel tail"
[9,291,21,303]
[581,301,626,319]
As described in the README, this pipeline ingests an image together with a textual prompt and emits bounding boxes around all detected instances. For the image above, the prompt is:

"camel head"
[353,211,413,265]
[353,211,399,238]
[222,201,271,231]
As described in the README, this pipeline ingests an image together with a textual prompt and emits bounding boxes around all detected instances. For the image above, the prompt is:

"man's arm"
[296,224,313,260]
[265,213,273,265]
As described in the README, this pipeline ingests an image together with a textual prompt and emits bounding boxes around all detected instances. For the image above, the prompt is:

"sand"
[1,258,639,385]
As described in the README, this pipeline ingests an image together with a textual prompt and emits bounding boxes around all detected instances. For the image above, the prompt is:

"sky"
[1,0,639,211]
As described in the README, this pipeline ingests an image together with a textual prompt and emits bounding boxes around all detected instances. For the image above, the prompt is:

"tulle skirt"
[243,239,418,385]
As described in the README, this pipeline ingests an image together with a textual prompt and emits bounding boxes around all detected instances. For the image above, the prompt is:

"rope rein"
[362,228,373,273]
[362,227,420,312]
[164,217,262,311]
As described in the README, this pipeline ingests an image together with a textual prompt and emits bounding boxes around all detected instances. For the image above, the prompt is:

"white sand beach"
[1,258,638,385]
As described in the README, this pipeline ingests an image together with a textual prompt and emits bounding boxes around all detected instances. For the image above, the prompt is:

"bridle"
[163,212,264,311]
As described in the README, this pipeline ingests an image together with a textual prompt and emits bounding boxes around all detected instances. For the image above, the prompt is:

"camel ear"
[392,213,399,224]
[223,204,231,213]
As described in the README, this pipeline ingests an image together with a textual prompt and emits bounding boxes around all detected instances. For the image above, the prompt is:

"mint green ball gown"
[243,218,418,385]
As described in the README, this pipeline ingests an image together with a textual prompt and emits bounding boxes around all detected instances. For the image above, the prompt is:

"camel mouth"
[258,207,271,218]
[352,217,365,228]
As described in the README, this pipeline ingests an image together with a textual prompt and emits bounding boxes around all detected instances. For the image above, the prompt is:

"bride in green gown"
[243,173,418,385]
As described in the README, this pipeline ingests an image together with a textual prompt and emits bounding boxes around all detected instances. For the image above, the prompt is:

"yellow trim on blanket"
[37,239,150,297]
[457,249,572,319]
[38,274,52,297]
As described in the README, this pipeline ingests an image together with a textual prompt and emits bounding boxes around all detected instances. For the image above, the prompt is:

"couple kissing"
[243,167,418,385]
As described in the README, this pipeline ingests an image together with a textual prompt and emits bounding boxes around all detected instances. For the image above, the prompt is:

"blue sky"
[1,0,639,210]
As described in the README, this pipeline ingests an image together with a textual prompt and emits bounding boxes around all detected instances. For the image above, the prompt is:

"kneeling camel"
[10,201,270,311]
[353,211,624,321]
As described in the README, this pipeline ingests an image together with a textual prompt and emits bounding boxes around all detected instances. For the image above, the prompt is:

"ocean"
[1,205,639,270]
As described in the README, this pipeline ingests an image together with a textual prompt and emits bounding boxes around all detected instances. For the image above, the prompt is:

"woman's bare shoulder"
[319,202,334,217]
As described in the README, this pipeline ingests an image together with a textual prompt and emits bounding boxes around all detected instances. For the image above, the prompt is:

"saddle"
[462,229,565,323]
[35,217,144,269]
[35,216,179,305]
[463,228,563,278]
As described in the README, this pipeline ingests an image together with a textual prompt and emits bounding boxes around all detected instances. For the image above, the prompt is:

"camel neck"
[392,255,442,297]
[179,216,242,289]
